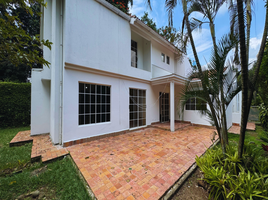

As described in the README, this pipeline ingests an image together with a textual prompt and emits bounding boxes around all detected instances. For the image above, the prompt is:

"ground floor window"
[129,89,146,128]
[79,83,110,125]
[185,97,206,111]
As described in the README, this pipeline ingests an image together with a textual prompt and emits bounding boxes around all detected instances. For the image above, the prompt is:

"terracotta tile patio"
[228,122,256,134]
[150,121,191,131]
[68,126,217,200]
[10,131,69,163]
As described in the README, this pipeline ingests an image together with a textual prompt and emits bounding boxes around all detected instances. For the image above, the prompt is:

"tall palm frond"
[181,33,240,147]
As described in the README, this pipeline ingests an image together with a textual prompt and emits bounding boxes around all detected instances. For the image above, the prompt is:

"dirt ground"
[171,168,209,200]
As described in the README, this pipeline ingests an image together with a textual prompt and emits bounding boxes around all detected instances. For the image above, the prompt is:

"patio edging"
[160,138,220,200]
[67,154,97,200]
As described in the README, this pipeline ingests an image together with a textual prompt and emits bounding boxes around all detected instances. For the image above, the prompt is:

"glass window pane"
[132,97,138,104]
[102,86,106,94]
[85,94,90,103]
[85,84,90,93]
[106,114,110,122]
[106,105,110,113]
[91,95,95,103]
[97,85,101,94]
[85,105,90,113]
[79,115,84,125]
[79,94,84,103]
[97,105,101,113]
[102,105,105,113]
[97,95,101,103]
[186,105,191,110]
[85,115,90,124]
[97,114,101,123]
[79,83,84,93]
[130,120,134,128]
[107,87,110,95]
[90,85,95,93]
[101,114,106,122]
[101,95,105,103]
[90,105,95,113]
[79,105,84,114]
[106,95,110,103]
[90,114,95,123]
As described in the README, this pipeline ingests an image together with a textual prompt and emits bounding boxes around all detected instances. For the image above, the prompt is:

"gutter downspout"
[59,0,64,145]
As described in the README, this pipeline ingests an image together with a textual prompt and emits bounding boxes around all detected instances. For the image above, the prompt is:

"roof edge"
[94,0,131,21]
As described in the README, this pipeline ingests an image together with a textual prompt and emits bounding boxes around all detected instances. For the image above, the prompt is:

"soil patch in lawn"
[171,168,209,200]
[16,186,57,200]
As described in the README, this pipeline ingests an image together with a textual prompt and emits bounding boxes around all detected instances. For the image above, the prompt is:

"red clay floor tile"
[68,126,217,199]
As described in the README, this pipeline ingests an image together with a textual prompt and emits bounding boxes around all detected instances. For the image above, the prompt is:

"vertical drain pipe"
[59,0,64,145]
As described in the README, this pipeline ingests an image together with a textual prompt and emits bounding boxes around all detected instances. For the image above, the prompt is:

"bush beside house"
[0,82,31,127]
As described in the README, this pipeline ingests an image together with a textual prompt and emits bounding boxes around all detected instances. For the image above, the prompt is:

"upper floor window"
[131,40,137,68]
[79,83,111,125]
[185,97,206,111]
[161,53,165,62]
[167,56,170,64]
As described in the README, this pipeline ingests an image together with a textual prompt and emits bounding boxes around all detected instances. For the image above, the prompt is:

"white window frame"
[79,82,111,125]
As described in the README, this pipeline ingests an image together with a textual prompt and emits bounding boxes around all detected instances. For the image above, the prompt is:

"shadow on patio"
[67,125,217,200]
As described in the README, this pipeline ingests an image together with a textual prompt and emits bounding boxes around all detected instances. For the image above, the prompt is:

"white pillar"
[170,81,175,131]
[50,0,60,144]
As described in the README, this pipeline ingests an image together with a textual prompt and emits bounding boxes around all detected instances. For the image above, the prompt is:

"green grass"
[0,127,91,200]
[0,127,32,171]
[228,125,264,146]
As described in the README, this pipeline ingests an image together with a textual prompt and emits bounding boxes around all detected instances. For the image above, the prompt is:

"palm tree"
[187,0,226,49]
[187,0,230,144]
[236,0,268,158]
[165,0,229,152]
[181,34,241,150]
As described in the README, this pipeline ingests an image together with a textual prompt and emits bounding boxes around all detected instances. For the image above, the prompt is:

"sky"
[129,0,266,67]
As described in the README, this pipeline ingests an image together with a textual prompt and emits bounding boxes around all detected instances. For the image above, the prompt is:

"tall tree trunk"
[221,87,229,145]
[237,0,249,158]
[246,1,268,131]
[208,17,229,146]
[246,0,251,65]
[182,0,225,153]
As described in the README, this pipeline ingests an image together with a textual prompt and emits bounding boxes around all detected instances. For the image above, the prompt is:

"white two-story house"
[30,0,241,146]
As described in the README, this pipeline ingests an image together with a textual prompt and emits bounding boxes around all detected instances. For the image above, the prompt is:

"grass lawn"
[228,125,265,146]
[0,127,91,200]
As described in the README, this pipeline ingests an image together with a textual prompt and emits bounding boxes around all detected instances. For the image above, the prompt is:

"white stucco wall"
[62,68,161,143]
[175,55,191,78]
[151,40,175,74]
[64,0,151,81]
[232,91,242,125]
[226,104,233,129]
[31,70,50,135]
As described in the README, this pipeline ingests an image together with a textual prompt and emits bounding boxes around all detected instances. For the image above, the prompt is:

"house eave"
[131,19,182,55]
[94,0,131,21]
[151,74,187,86]
[65,62,151,84]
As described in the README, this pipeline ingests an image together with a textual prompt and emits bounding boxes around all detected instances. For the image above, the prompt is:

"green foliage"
[140,12,183,47]
[0,0,52,68]
[0,127,90,200]
[196,141,268,199]
[258,103,268,130]
[105,0,131,14]
[0,2,43,82]
[140,12,158,32]
[254,41,268,106]
[0,82,31,127]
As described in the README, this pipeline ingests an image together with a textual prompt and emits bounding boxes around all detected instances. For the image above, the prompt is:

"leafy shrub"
[196,143,268,199]
[259,103,268,130]
[0,82,31,127]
